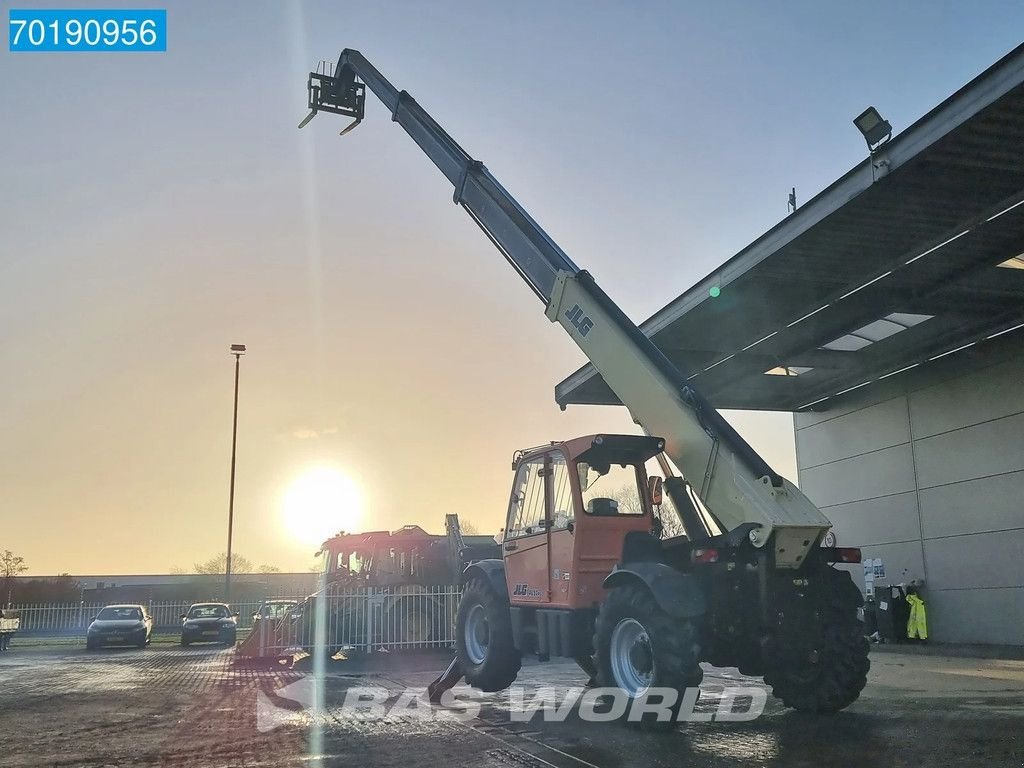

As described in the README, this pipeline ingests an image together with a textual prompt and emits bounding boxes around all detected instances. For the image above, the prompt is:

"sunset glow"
[282,467,364,547]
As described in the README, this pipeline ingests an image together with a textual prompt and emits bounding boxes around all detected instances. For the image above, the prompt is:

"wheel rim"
[463,603,489,665]
[610,618,654,696]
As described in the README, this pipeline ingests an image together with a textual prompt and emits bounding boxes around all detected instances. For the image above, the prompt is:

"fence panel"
[8,585,463,647]
[266,584,461,655]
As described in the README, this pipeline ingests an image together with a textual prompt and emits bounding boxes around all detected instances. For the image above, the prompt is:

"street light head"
[853,106,892,151]
[230,343,246,354]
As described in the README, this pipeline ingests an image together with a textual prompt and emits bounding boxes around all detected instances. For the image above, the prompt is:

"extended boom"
[300,50,831,567]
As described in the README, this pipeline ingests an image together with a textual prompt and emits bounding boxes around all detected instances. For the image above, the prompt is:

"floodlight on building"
[853,106,892,151]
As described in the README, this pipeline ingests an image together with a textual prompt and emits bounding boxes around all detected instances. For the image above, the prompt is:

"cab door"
[546,453,577,608]
[503,453,553,605]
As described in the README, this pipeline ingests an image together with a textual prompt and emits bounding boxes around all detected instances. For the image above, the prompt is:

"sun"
[282,467,365,547]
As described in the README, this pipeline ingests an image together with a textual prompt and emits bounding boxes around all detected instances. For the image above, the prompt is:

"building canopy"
[556,45,1024,412]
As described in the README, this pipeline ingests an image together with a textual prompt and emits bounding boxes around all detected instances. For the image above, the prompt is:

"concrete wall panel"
[800,444,916,509]
[909,357,1024,439]
[923,529,1024,591]
[820,492,921,548]
[919,470,1024,539]
[796,397,910,469]
[914,412,1024,489]
[794,392,900,430]
[926,587,1024,645]
[859,540,927,586]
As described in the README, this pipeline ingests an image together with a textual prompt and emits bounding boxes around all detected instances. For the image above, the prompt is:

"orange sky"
[3,2,1017,575]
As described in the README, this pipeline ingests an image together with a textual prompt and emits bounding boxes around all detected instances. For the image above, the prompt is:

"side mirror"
[179,613,187,620]
[648,476,664,506]
[89,616,96,623]
[233,612,240,618]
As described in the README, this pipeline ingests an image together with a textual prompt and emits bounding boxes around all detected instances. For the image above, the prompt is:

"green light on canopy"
[709,285,721,298]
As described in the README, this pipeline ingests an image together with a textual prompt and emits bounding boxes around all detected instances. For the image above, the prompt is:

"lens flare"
[282,467,364,547]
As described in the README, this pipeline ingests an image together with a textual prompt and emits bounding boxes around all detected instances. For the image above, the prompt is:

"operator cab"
[502,434,664,611]
[317,527,450,587]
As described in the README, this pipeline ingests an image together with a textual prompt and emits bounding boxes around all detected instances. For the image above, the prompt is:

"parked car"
[86,605,153,650]
[180,603,239,646]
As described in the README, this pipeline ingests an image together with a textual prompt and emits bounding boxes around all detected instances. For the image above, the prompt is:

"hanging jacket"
[907,593,928,640]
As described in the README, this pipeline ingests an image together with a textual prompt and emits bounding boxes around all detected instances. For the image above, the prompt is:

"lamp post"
[225,343,246,603]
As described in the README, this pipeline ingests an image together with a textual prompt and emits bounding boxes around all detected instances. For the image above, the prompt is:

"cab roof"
[516,434,665,466]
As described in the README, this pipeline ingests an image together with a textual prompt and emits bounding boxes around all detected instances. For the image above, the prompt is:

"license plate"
[202,630,219,636]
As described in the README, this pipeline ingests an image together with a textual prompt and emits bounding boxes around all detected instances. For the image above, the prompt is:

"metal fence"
[243,585,462,657]
[7,585,463,655]
[7,598,303,635]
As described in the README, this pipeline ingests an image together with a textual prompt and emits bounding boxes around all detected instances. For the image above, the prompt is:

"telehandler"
[300,51,869,727]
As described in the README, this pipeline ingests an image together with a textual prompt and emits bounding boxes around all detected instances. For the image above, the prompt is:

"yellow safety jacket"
[907,593,928,640]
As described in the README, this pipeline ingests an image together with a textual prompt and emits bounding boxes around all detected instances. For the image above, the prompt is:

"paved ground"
[0,643,1022,767]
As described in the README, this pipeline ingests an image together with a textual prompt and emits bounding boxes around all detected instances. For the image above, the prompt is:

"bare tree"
[193,552,254,575]
[606,486,687,539]
[1,551,28,606]
[607,485,644,515]
[653,499,688,539]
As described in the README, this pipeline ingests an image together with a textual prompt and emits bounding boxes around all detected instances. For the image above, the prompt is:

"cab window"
[507,457,547,538]
[549,454,575,530]
[578,462,645,516]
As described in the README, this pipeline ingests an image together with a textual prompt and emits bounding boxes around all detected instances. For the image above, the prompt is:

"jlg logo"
[512,583,542,598]
[564,304,594,337]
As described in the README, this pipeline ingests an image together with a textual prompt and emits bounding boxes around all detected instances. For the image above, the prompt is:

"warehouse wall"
[794,353,1024,645]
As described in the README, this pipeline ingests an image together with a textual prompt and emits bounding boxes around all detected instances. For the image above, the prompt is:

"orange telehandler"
[300,50,869,728]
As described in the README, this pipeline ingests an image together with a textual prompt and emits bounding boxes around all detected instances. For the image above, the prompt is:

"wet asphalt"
[0,643,1021,767]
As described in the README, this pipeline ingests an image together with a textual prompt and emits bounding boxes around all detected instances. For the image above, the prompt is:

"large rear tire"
[764,568,870,713]
[455,578,521,692]
[594,583,703,731]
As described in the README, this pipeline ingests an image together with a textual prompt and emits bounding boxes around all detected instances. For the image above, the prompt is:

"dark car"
[180,603,239,646]
[86,604,153,650]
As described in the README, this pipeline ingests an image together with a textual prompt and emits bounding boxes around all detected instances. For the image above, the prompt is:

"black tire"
[86,640,98,651]
[763,568,870,713]
[180,638,190,647]
[455,578,521,692]
[594,583,703,732]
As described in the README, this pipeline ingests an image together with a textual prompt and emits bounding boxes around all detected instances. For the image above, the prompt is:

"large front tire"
[764,568,870,713]
[594,583,703,731]
[455,578,521,692]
